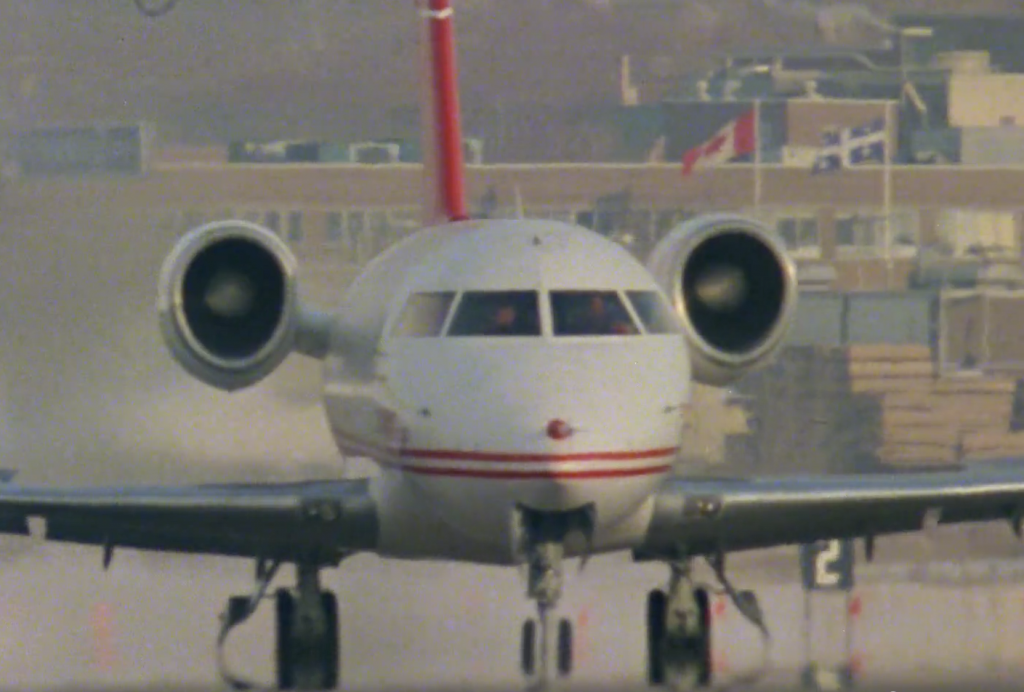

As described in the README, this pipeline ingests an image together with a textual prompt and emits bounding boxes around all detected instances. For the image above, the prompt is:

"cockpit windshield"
[391,291,456,337]
[550,291,639,336]
[625,291,681,334]
[391,289,674,339]
[447,291,541,337]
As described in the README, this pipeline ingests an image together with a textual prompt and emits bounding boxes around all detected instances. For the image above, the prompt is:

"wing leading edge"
[0,479,377,563]
[638,467,1024,559]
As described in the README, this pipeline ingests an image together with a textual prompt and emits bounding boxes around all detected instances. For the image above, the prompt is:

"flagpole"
[883,100,893,289]
[754,99,762,212]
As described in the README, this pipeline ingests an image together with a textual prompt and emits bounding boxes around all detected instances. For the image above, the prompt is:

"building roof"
[894,14,1024,73]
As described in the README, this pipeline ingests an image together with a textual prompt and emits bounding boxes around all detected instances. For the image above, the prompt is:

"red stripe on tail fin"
[418,0,468,223]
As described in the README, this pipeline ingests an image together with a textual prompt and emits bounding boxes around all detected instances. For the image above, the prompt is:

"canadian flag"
[681,108,756,176]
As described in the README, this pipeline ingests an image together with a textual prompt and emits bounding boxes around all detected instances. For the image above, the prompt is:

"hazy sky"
[1,0,1020,142]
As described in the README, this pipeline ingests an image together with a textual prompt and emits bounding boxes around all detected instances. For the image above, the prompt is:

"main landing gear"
[515,506,594,689]
[646,555,770,689]
[217,558,340,690]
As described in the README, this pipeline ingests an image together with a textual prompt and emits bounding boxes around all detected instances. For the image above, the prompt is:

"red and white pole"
[418,0,468,223]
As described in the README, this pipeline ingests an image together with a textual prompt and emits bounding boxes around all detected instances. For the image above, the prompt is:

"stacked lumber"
[843,345,949,466]
[847,345,1020,466]
[726,343,1023,472]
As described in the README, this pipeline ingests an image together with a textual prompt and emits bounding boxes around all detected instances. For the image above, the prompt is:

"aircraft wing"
[639,467,1024,558]
[0,479,377,563]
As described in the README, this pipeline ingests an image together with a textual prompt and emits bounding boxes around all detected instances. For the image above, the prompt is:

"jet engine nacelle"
[157,220,312,392]
[647,213,798,386]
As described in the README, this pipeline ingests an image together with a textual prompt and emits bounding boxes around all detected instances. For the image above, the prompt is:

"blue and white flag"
[812,117,886,173]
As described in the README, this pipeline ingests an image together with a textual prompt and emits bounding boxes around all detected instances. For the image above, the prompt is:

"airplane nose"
[546,418,573,441]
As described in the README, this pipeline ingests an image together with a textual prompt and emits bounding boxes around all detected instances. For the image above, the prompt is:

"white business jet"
[5,1,1024,689]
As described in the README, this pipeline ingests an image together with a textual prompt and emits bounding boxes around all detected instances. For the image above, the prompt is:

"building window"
[835,213,884,256]
[365,210,388,258]
[348,211,365,261]
[836,210,920,258]
[937,209,1018,258]
[326,212,344,244]
[287,211,303,243]
[776,216,820,258]
[889,208,920,258]
[388,209,419,242]
[264,211,280,234]
[369,210,388,233]
[348,210,365,235]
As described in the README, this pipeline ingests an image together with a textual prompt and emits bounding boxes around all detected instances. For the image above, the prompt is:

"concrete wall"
[8,161,1024,293]
[949,73,1024,127]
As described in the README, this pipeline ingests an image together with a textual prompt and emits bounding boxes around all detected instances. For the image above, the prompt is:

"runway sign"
[799,538,854,591]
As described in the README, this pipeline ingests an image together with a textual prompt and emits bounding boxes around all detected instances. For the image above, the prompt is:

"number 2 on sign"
[815,539,842,587]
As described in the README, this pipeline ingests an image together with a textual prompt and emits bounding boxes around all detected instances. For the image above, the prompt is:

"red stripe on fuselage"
[400,447,680,463]
[403,465,673,480]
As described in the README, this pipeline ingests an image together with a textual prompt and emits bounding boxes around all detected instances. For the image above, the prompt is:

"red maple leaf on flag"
[681,108,756,177]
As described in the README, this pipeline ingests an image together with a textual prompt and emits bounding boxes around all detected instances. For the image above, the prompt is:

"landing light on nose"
[546,419,573,441]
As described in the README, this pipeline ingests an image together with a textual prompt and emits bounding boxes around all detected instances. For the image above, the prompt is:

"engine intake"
[157,220,305,391]
[647,214,797,385]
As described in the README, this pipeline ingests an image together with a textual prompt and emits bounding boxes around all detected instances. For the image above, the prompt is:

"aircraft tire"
[663,587,712,688]
[556,617,573,676]
[520,618,537,676]
[274,588,339,690]
[646,588,667,686]
[275,589,296,689]
[321,591,340,689]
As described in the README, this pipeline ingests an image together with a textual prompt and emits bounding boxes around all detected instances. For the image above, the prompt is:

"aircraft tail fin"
[418,0,468,224]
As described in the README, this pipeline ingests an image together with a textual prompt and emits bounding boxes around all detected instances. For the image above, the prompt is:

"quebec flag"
[812,117,886,173]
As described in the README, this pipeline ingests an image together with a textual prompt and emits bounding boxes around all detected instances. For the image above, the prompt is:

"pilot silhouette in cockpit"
[580,294,635,335]
[485,303,519,336]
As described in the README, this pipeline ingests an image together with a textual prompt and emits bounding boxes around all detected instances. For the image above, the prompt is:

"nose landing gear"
[514,505,593,689]
[519,540,574,685]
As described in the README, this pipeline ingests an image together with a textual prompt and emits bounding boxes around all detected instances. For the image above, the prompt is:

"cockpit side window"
[447,291,541,337]
[626,291,681,335]
[392,291,456,337]
[551,291,639,336]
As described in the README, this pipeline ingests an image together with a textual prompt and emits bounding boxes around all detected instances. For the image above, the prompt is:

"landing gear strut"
[217,558,340,690]
[515,506,593,689]
[519,541,574,684]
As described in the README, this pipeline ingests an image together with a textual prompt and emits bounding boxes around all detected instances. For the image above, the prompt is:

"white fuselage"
[322,219,690,564]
